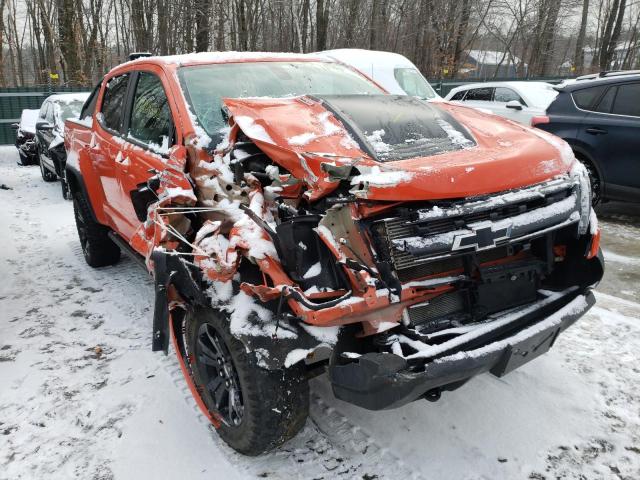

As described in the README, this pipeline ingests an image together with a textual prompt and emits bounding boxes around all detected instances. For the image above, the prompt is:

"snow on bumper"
[329,287,597,410]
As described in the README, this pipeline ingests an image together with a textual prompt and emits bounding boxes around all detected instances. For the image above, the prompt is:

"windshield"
[179,61,384,141]
[393,68,437,100]
[53,100,85,129]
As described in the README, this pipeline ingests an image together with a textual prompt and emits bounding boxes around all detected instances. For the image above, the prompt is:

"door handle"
[585,127,607,135]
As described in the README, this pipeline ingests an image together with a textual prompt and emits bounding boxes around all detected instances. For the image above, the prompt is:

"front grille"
[368,178,577,283]
[406,291,465,327]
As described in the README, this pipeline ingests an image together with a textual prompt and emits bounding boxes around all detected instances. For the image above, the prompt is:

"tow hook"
[424,388,442,402]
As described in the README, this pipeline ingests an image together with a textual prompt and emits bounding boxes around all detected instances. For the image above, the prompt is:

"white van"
[318,49,440,100]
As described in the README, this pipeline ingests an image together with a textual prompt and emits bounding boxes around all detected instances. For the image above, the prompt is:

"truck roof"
[123,51,327,68]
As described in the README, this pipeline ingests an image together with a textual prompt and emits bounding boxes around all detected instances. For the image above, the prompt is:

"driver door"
[116,69,179,244]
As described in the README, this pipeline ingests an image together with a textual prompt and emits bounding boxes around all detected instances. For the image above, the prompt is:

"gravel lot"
[1,146,638,479]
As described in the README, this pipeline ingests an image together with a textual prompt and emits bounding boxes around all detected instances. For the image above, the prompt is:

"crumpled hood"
[223,95,575,201]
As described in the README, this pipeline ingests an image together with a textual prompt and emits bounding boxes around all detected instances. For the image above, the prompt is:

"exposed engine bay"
[129,94,603,408]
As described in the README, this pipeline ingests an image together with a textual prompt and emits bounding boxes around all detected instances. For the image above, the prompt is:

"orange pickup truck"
[65,52,604,455]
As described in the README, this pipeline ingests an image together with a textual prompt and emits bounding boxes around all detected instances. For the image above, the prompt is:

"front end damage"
[140,94,603,410]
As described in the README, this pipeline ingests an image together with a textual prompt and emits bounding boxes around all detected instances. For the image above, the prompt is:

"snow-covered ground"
[0,145,638,479]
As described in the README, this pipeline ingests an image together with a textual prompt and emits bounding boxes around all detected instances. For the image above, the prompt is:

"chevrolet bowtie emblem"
[452,222,512,251]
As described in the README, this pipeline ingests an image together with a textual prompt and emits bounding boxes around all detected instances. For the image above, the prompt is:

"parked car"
[64,52,603,455]
[532,71,640,204]
[318,48,440,100]
[11,109,40,166]
[35,92,90,198]
[445,81,558,124]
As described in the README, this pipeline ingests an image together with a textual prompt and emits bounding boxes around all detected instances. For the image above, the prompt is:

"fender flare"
[65,165,99,223]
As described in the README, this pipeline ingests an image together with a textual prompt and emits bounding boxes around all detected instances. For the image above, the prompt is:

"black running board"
[107,231,148,271]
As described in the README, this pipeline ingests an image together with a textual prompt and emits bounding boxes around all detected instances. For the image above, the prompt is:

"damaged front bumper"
[329,285,597,410]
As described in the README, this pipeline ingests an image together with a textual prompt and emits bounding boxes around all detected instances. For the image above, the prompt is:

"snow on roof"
[46,92,91,104]
[467,50,524,66]
[126,51,327,67]
[318,49,417,69]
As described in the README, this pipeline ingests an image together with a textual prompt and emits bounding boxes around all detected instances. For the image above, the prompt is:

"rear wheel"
[72,192,120,267]
[184,307,309,455]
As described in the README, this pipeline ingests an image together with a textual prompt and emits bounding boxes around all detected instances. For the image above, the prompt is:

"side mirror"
[506,100,523,110]
[11,122,20,130]
[36,121,54,131]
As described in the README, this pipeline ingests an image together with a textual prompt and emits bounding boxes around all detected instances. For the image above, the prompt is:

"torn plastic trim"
[151,248,209,353]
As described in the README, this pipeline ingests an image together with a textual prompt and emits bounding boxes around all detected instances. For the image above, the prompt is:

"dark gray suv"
[532,71,640,204]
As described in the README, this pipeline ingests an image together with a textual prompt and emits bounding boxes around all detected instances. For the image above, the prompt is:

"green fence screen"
[0,85,90,145]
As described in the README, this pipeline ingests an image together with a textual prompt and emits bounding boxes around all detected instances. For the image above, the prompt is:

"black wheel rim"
[195,324,244,426]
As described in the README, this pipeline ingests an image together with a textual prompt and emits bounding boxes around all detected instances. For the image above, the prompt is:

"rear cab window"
[100,73,130,133]
[79,83,101,124]
[572,85,607,111]
[612,83,640,117]
[494,87,525,105]
[464,87,494,101]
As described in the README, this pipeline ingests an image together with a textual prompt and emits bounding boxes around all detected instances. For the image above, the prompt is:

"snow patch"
[365,129,392,155]
[350,165,413,188]
[436,119,474,148]
[233,116,275,144]
[303,262,321,279]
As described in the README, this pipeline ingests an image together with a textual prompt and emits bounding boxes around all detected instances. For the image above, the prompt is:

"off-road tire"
[72,192,120,267]
[185,307,309,455]
[39,154,57,182]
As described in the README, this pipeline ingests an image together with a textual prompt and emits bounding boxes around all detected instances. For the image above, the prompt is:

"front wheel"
[39,154,57,182]
[184,307,309,455]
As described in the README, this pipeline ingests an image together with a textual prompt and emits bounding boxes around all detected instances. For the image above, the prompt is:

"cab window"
[572,85,607,111]
[611,83,640,117]
[450,91,466,101]
[128,72,174,153]
[101,74,130,132]
[80,83,101,121]
[595,87,617,114]
[464,87,494,101]
[494,87,524,104]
